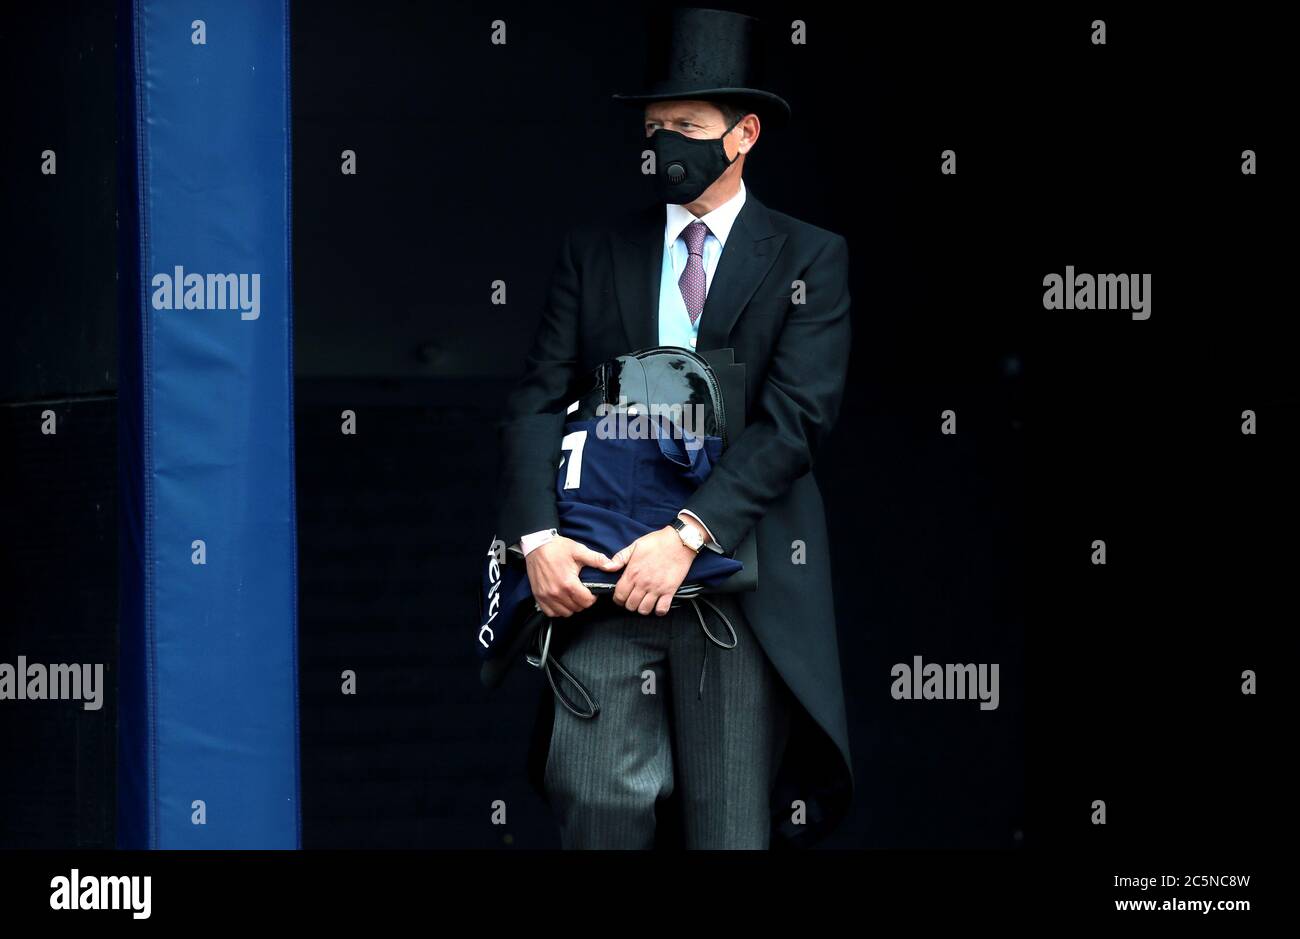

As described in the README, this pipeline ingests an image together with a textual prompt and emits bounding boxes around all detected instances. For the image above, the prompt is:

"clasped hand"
[524,527,696,619]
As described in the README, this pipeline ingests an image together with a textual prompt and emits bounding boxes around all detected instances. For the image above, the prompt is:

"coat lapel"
[696,192,784,354]
[612,192,786,354]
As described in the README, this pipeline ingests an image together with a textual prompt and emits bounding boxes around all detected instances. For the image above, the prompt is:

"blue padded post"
[116,0,300,849]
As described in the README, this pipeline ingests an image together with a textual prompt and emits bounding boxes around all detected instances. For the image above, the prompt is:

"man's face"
[644,100,753,163]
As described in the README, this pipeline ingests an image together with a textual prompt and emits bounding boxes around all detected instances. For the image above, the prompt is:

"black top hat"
[612,7,791,127]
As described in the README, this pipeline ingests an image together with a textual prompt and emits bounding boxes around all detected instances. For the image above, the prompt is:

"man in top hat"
[495,7,854,849]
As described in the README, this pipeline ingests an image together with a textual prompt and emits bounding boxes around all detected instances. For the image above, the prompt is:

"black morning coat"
[495,188,854,847]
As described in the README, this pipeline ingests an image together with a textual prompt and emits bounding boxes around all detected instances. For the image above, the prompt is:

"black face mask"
[648,115,744,204]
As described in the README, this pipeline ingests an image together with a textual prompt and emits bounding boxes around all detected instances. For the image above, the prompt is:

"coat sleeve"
[682,232,852,552]
[494,230,582,544]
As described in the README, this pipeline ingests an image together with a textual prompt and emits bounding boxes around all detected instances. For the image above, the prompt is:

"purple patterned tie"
[678,220,709,325]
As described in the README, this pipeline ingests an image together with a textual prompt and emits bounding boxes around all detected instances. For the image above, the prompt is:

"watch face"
[682,526,704,550]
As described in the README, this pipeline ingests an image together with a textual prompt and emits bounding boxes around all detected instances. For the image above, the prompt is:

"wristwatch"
[670,517,705,554]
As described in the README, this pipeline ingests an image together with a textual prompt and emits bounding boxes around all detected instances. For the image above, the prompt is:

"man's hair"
[712,98,754,128]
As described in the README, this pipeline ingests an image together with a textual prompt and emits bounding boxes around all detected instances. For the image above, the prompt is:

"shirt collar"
[664,179,747,250]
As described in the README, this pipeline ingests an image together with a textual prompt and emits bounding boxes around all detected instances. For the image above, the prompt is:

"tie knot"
[682,220,709,255]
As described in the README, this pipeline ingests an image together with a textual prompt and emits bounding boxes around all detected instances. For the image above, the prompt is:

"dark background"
[1,1,1290,857]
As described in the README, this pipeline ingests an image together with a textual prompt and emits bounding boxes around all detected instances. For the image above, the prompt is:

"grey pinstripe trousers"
[542,592,792,849]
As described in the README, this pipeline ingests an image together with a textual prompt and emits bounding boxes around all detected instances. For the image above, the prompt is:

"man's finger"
[612,573,633,607]
[541,586,577,617]
[637,592,658,616]
[564,582,593,610]
[576,545,622,571]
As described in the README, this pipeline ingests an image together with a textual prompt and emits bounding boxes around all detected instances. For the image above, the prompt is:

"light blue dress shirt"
[658,179,748,350]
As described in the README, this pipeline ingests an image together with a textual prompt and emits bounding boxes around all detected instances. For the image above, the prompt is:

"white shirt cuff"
[517,528,558,557]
